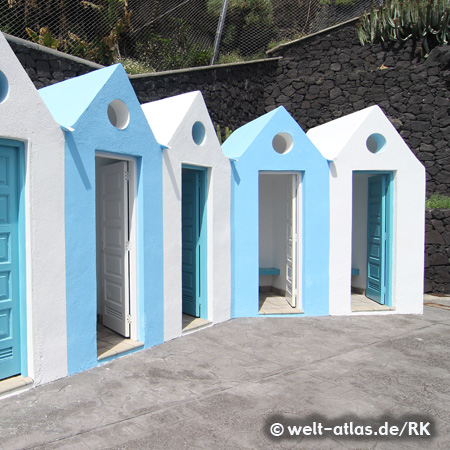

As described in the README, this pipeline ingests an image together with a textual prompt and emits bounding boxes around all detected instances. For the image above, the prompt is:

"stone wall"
[5,26,450,293]
[267,19,450,196]
[5,33,102,89]
[425,210,450,293]
[129,59,279,133]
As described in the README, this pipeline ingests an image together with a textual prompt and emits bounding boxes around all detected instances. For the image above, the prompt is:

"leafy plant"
[119,57,154,74]
[26,27,59,49]
[426,194,450,208]
[357,0,450,56]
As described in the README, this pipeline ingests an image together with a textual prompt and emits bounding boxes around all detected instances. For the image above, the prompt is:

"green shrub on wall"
[357,0,450,56]
[426,194,450,209]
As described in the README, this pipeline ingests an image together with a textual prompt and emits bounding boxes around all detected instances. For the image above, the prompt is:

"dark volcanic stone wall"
[425,210,450,293]
[6,34,101,89]
[267,20,450,196]
[130,59,279,133]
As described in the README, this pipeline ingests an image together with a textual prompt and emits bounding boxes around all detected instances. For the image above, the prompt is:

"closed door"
[366,174,388,304]
[0,143,21,380]
[181,168,206,318]
[98,161,130,337]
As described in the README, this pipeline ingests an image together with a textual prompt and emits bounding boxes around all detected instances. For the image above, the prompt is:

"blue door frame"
[181,166,207,319]
[365,172,393,306]
[0,139,26,380]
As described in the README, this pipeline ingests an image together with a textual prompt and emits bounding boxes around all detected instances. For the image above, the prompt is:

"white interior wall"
[351,173,369,290]
[95,156,117,315]
[258,174,288,291]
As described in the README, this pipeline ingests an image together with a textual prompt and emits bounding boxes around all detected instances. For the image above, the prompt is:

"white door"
[99,161,130,337]
[286,174,299,307]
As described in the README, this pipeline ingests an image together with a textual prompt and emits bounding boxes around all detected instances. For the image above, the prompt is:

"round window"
[0,71,9,104]
[272,132,294,154]
[107,99,130,130]
[366,133,386,154]
[192,121,206,146]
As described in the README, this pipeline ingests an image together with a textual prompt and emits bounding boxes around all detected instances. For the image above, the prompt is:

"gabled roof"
[0,32,61,131]
[141,91,206,146]
[307,106,386,160]
[39,64,120,128]
[221,107,280,159]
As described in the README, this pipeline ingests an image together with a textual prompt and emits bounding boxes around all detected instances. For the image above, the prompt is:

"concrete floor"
[259,291,304,314]
[0,297,449,449]
[351,293,396,312]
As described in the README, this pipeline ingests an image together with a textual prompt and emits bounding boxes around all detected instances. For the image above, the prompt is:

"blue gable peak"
[39,64,125,128]
[222,106,305,159]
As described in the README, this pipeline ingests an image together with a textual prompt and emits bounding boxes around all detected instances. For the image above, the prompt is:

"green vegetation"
[426,194,450,209]
[215,124,232,144]
[207,0,276,56]
[119,58,155,75]
[357,0,450,56]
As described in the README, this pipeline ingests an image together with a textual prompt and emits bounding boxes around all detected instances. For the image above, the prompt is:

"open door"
[181,168,207,318]
[98,161,130,337]
[286,174,299,307]
[366,174,388,305]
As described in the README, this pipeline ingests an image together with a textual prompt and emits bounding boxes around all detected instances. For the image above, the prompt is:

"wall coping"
[3,32,104,70]
[266,17,360,55]
[4,31,282,79]
[129,57,282,80]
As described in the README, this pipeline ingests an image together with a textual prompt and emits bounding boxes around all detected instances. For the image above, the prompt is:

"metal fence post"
[210,0,230,65]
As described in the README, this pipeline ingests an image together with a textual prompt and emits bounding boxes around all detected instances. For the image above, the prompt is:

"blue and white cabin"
[222,107,330,318]
[307,106,425,315]
[142,91,231,340]
[0,33,67,388]
[40,64,164,375]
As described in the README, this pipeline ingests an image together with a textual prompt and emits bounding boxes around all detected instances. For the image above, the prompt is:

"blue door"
[0,143,21,380]
[181,168,207,318]
[366,174,389,305]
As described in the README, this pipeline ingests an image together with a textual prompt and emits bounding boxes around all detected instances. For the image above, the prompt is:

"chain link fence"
[0,0,375,72]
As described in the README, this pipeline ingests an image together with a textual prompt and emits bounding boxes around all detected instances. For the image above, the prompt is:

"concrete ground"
[1,298,449,450]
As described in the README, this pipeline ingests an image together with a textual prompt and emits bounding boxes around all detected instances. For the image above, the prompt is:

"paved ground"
[1,299,449,450]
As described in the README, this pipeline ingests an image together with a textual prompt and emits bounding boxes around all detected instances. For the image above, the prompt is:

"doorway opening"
[95,154,142,359]
[258,172,303,315]
[181,166,208,331]
[351,171,394,312]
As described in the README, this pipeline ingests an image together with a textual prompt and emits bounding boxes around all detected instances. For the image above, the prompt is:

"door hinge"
[127,314,132,324]
[126,241,131,251]
[125,170,129,181]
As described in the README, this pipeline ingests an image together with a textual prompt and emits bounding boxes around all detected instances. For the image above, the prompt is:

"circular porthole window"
[272,132,294,154]
[366,133,386,154]
[192,121,206,146]
[107,99,130,130]
[0,71,9,104]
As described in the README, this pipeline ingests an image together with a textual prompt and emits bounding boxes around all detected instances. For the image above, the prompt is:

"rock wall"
[129,59,278,133]
[425,210,450,293]
[5,25,450,293]
[267,19,450,196]
[5,33,102,89]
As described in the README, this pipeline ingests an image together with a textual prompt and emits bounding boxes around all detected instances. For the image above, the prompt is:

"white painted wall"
[258,173,288,291]
[142,92,231,341]
[0,33,67,384]
[308,106,425,316]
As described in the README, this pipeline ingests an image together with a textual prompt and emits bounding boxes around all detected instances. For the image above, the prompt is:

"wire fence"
[0,0,375,72]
